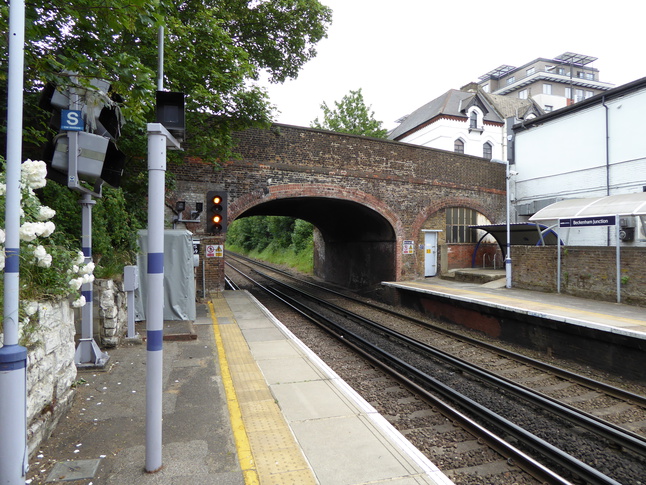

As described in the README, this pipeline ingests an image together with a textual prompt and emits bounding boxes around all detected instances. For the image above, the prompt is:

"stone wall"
[513,246,646,306]
[94,279,128,347]
[9,279,129,457]
[26,300,77,458]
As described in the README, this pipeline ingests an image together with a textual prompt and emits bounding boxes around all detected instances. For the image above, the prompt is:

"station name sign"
[560,216,616,228]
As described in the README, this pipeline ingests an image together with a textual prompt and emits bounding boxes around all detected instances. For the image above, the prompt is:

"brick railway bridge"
[168,124,506,295]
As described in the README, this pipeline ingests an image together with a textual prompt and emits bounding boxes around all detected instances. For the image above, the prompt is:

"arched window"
[469,111,478,129]
[454,138,464,154]
[446,208,492,243]
[483,142,493,159]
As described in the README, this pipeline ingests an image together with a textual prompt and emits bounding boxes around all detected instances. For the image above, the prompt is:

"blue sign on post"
[560,216,616,227]
[61,110,84,131]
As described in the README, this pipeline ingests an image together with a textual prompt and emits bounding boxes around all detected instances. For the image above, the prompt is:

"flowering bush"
[0,158,95,341]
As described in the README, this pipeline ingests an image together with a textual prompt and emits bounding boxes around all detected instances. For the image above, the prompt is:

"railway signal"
[206,191,227,234]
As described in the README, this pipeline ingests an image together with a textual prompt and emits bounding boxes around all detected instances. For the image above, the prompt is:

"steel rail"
[226,261,627,485]
[225,261,575,485]
[226,251,646,408]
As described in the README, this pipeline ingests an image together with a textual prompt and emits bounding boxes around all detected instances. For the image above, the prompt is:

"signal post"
[202,191,228,296]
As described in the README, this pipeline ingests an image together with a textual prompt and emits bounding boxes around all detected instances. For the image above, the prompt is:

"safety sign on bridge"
[205,244,223,258]
[402,240,415,254]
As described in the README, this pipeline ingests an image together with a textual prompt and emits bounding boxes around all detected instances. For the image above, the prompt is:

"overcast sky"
[259,0,645,131]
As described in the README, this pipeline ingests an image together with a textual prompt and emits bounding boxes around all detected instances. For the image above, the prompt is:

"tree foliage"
[227,215,313,265]
[0,0,331,277]
[311,88,388,138]
[0,0,333,162]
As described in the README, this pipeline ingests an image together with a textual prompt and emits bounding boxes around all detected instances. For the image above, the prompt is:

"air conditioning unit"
[619,227,635,242]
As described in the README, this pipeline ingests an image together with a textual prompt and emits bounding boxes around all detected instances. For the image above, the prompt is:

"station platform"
[27,290,453,485]
[382,274,646,340]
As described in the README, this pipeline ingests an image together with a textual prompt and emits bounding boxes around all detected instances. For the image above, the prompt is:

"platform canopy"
[470,222,560,247]
[529,192,646,221]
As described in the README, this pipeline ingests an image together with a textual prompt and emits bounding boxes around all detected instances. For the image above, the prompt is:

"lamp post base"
[74,338,110,369]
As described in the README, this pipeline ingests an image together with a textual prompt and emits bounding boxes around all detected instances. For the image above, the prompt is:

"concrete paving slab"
[255,354,325,384]
[270,379,358,420]
[290,414,426,485]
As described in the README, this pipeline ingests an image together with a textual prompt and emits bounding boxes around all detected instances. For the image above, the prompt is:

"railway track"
[225,253,646,485]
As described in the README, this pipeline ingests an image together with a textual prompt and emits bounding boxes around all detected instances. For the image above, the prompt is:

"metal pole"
[145,125,167,472]
[616,216,621,303]
[557,220,562,293]
[157,27,164,92]
[0,0,28,482]
[74,194,108,367]
[127,290,136,338]
[505,161,512,288]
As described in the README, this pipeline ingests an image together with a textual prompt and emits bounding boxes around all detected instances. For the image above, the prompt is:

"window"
[557,67,566,75]
[565,87,572,99]
[518,89,528,99]
[586,72,594,81]
[483,142,492,159]
[506,76,515,85]
[454,139,464,154]
[575,89,584,102]
[526,67,535,76]
[585,90,594,99]
[469,111,478,129]
[543,83,552,95]
[446,207,478,243]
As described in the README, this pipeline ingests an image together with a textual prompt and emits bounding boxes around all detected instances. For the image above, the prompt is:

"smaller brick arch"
[411,196,498,236]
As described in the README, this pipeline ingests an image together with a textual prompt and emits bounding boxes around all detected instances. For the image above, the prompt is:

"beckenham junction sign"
[530,192,646,303]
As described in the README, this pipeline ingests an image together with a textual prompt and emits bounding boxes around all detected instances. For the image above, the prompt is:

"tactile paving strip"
[210,296,317,485]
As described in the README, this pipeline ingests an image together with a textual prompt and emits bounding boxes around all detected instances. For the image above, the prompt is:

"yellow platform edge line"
[208,300,260,485]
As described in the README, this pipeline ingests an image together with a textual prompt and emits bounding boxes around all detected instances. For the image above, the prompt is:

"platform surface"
[383,275,646,339]
[27,291,453,485]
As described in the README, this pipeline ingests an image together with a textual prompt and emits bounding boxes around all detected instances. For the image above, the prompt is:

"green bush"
[227,216,313,273]
[40,179,143,279]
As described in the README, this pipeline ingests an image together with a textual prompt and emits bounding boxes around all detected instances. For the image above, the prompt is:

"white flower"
[0,182,6,196]
[72,295,87,308]
[0,228,5,244]
[74,251,85,265]
[79,262,95,275]
[0,251,4,271]
[69,277,84,291]
[19,223,40,242]
[40,221,55,238]
[82,273,94,284]
[37,253,52,268]
[24,301,39,316]
[21,160,47,189]
[33,245,47,260]
[36,206,56,221]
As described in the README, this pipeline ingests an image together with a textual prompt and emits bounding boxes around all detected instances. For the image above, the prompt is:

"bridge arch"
[231,184,401,289]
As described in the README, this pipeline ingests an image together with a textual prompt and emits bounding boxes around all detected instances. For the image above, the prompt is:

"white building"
[388,88,541,161]
[512,77,646,246]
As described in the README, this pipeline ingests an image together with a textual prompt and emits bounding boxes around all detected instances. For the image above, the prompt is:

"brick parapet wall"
[513,246,646,306]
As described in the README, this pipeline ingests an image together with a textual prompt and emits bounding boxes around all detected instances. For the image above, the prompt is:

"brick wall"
[166,124,507,285]
[513,246,646,306]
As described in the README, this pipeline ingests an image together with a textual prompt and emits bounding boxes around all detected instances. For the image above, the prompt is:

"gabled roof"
[388,88,539,141]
